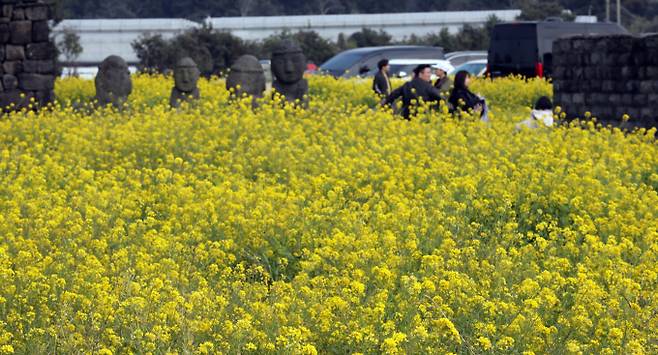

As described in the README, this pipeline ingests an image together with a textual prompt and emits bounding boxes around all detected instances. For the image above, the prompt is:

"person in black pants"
[372,59,392,97]
[381,64,443,120]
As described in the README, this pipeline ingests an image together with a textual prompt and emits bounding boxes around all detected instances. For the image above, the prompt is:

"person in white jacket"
[516,96,554,130]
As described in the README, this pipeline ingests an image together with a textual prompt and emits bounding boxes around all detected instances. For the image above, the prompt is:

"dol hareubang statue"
[226,54,266,100]
[271,40,308,105]
[95,55,132,108]
[170,57,201,108]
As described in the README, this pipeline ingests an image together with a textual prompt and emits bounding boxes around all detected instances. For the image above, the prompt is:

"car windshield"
[320,52,364,72]
[490,25,538,66]
[453,63,486,76]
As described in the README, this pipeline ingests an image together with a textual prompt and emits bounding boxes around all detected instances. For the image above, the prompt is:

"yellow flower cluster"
[0,74,656,354]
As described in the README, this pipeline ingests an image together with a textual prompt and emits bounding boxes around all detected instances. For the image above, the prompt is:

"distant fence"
[552,34,658,129]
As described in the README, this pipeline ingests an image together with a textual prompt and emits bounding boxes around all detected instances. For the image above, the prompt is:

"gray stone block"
[640,81,654,93]
[25,4,48,21]
[649,93,658,104]
[647,66,658,77]
[4,44,24,60]
[590,52,604,66]
[645,34,658,48]
[640,108,653,120]
[584,67,597,79]
[2,74,18,90]
[2,60,22,75]
[624,81,639,93]
[32,20,48,42]
[609,35,635,52]
[573,93,585,104]
[602,80,615,92]
[22,60,55,74]
[633,94,648,106]
[602,54,617,66]
[622,93,633,103]
[0,23,9,43]
[632,53,647,66]
[593,93,607,104]
[11,7,24,21]
[17,73,54,91]
[621,66,637,79]
[617,53,632,66]
[10,20,31,44]
[25,42,54,59]
[1,5,12,19]
[559,94,572,106]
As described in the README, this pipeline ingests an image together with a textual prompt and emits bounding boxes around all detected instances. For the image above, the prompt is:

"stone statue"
[226,54,266,101]
[95,55,132,108]
[170,57,201,108]
[271,40,308,105]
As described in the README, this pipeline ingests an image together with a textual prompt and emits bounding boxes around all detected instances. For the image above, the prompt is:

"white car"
[373,59,453,80]
[451,59,488,77]
[445,51,488,67]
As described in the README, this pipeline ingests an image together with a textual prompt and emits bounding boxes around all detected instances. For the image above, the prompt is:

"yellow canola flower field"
[0,75,656,354]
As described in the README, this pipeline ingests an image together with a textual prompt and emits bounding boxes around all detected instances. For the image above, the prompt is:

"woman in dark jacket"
[448,70,485,117]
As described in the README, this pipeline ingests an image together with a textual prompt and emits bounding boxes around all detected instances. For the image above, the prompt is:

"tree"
[517,0,565,21]
[348,28,392,47]
[312,0,343,14]
[132,24,256,76]
[132,34,174,73]
[236,0,257,16]
[262,30,338,64]
[57,28,83,76]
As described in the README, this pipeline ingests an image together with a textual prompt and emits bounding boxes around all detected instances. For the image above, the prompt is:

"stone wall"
[0,0,56,111]
[552,34,658,129]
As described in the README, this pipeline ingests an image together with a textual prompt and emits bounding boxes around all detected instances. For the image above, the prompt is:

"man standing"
[373,59,391,97]
[432,61,454,95]
[382,64,443,120]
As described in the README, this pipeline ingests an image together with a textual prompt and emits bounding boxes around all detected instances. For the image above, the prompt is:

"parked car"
[319,46,445,78]
[445,51,488,67]
[366,59,453,79]
[488,20,627,78]
[451,59,488,77]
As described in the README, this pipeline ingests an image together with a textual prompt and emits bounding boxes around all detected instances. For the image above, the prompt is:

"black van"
[488,21,627,78]
[320,46,445,78]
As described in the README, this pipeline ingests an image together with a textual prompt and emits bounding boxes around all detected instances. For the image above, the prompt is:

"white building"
[53,10,522,66]
[206,10,521,41]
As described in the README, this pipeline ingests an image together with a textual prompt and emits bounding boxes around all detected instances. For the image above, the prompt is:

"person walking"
[373,59,392,97]
[432,61,454,96]
[381,64,443,120]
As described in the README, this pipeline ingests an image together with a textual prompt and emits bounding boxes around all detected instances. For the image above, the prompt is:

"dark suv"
[320,46,445,78]
[488,21,627,78]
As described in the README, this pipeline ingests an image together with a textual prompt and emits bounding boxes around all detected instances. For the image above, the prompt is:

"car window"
[490,25,538,66]
[320,52,364,72]
[455,63,486,75]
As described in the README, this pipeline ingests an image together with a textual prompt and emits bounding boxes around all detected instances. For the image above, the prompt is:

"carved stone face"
[95,55,132,106]
[226,54,266,98]
[96,56,131,97]
[174,57,200,93]
[271,40,306,85]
